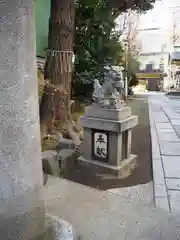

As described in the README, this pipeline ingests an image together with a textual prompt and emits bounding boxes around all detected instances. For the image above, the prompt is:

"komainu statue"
[92,66,124,108]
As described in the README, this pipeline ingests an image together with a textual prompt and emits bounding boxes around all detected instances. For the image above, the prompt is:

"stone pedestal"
[0,1,45,239]
[78,104,138,177]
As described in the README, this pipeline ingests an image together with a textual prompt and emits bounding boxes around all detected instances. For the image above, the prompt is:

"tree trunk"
[39,0,76,139]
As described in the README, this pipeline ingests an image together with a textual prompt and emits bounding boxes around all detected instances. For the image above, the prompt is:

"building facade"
[136,52,169,91]
[134,0,180,90]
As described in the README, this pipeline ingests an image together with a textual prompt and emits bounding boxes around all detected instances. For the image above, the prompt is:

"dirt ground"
[63,97,153,190]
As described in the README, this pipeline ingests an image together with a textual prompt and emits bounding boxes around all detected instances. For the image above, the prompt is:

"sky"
[136,0,180,53]
[115,0,180,53]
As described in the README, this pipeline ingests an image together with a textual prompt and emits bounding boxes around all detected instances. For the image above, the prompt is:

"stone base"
[84,104,131,121]
[77,154,137,178]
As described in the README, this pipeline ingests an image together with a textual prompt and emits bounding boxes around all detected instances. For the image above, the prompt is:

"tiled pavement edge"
[149,95,180,213]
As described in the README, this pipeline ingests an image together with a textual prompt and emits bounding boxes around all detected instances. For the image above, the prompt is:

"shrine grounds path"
[149,93,180,213]
[43,93,180,239]
[44,176,180,240]
[64,97,153,190]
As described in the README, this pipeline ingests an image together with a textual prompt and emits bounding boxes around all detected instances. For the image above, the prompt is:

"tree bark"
[40,0,76,139]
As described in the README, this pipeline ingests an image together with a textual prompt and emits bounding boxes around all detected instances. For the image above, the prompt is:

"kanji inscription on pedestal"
[92,130,109,162]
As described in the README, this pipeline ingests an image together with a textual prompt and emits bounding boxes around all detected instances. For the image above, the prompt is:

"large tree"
[124,52,140,87]
[39,0,78,142]
[39,0,156,142]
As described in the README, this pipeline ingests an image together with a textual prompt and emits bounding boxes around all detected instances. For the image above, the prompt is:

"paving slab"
[156,123,173,129]
[168,190,180,213]
[157,128,175,133]
[162,106,180,119]
[158,132,180,142]
[149,95,180,213]
[153,113,169,123]
[160,142,180,156]
[174,125,180,134]
[165,114,180,120]
[169,115,180,119]
[154,118,169,123]
[171,119,180,126]
[155,197,170,211]
[162,156,180,178]
[154,184,168,198]
[166,179,180,191]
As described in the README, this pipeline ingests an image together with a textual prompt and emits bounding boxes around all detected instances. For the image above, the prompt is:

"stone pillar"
[0,1,45,239]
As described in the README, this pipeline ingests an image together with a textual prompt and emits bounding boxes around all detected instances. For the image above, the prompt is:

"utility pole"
[124,41,128,101]
[123,10,139,101]
[124,10,131,101]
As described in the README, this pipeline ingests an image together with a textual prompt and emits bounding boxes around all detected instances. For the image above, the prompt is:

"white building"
[134,0,180,89]
[137,0,180,52]
[115,0,180,90]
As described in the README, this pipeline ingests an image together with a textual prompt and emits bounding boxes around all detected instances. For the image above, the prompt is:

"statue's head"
[104,66,124,88]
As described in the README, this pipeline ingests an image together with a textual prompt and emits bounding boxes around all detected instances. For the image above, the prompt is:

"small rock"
[57,149,79,174]
[42,150,60,177]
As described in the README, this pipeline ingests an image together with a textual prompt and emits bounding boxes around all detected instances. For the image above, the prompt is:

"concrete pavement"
[42,92,180,239]
[44,177,180,240]
[149,93,180,213]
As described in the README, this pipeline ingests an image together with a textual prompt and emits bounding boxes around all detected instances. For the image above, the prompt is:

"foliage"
[73,1,123,83]
[78,0,155,12]
[129,73,139,87]
[121,51,140,87]
[72,0,123,99]
[72,0,155,99]
[127,53,140,73]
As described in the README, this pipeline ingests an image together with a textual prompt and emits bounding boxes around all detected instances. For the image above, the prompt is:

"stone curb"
[148,99,170,212]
